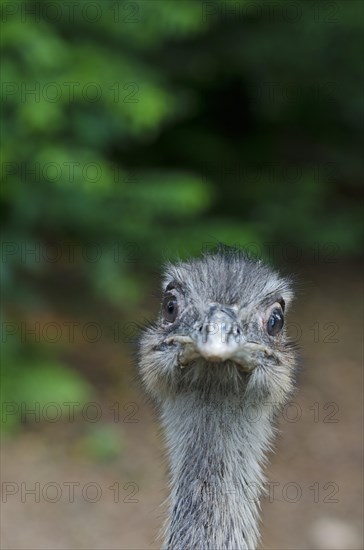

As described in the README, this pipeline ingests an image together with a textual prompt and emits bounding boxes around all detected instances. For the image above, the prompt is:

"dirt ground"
[1,263,363,549]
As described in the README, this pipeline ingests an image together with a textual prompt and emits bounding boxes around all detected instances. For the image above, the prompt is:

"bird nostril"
[236,327,241,335]
[198,325,203,333]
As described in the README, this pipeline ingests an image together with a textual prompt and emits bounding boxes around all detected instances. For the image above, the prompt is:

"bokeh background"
[1,0,363,548]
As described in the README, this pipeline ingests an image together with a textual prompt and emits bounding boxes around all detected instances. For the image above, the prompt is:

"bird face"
[139,250,296,402]
[162,288,285,370]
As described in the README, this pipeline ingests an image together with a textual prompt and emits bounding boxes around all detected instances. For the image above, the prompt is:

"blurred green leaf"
[80,425,124,462]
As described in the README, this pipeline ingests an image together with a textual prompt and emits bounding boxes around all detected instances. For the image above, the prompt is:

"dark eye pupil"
[163,295,178,323]
[267,308,284,336]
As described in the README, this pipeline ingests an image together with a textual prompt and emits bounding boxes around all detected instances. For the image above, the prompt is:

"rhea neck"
[160,382,274,550]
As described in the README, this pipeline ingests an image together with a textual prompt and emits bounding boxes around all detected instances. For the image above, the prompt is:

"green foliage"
[80,425,124,462]
[1,346,93,434]
[1,0,362,437]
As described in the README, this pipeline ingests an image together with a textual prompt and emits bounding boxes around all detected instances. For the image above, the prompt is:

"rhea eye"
[162,294,178,323]
[267,308,284,336]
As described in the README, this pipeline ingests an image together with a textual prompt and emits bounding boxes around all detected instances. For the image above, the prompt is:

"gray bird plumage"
[138,247,297,550]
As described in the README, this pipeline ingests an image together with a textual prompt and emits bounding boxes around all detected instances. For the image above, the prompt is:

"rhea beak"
[165,306,272,370]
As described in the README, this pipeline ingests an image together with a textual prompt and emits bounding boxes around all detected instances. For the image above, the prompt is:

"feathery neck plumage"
[160,389,275,550]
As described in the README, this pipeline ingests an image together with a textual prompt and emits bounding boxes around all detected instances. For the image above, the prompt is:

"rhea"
[139,248,296,550]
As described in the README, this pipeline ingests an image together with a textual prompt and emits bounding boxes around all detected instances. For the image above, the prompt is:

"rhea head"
[139,248,296,405]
